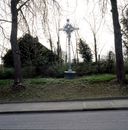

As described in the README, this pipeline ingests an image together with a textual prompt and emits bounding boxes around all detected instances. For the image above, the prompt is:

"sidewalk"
[0,99,128,114]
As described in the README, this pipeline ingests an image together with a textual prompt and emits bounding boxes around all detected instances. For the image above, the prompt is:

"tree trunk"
[49,38,53,52]
[57,34,62,64]
[57,35,60,59]
[110,0,125,83]
[94,33,98,63]
[10,0,24,90]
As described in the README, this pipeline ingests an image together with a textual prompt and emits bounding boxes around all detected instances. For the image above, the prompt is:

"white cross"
[59,19,79,71]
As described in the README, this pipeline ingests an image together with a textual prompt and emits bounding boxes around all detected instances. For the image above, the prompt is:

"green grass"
[82,74,116,83]
[0,74,128,103]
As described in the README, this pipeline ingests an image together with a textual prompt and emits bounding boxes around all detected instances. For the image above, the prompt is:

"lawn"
[0,74,128,103]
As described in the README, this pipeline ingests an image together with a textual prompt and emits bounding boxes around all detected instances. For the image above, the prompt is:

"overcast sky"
[42,0,128,61]
[43,0,113,60]
[0,0,128,62]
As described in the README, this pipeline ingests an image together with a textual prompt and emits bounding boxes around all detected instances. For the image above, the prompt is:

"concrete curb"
[0,96,128,104]
[0,99,128,114]
[0,107,128,115]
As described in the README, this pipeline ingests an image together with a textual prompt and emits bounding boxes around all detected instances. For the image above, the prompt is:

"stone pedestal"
[64,70,76,79]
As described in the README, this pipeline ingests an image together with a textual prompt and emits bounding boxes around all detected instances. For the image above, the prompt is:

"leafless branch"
[0,19,11,23]
[19,9,30,33]
[17,0,31,12]
[98,0,108,17]
[122,3,128,14]
[0,25,9,40]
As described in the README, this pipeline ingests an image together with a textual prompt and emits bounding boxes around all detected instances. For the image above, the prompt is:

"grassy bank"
[0,74,128,103]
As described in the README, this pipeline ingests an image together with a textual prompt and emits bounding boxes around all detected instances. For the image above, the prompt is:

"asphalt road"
[0,110,128,130]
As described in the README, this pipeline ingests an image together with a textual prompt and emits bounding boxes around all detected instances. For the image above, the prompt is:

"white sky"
[0,0,128,62]
[46,0,114,61]
[53,0,128,61]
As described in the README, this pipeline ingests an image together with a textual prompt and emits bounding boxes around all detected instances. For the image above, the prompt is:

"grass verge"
[0,74,128,103]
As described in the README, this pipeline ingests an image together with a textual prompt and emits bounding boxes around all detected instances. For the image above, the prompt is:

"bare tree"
[55,16,62,64]
[99,0,125,83]
[45,3,62,64]
[110,0,125,83]
[0,0,60,90]
[121,5,128,55]
[84,4,104,63]
[10,0,24,89]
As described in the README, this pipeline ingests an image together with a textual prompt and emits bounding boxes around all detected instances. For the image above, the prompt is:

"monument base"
[64,70,76,79]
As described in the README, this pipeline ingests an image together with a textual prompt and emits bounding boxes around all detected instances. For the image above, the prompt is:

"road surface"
[0,110,128,130]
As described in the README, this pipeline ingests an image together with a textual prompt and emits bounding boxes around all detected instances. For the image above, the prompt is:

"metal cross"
[59,19,79,71]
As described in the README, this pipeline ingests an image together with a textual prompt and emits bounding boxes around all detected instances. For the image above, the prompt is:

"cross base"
[64,70,76,79]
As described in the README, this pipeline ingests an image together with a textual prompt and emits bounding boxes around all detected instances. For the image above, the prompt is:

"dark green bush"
[22,66,37,78]
[0,68,14,79]
[3,34,62,68]
[73,63,97,76]
[124,59,128,74]
[73,60,115,76]
[98,60,115,74]
[1,59,116,79]
[38,65,66,78]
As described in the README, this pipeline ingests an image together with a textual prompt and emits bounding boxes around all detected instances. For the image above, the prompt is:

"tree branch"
[122,3,128,14]
[0,19,11,23]
[19,9,30,33]
[17,0,31,12]
[0,25,9,40]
